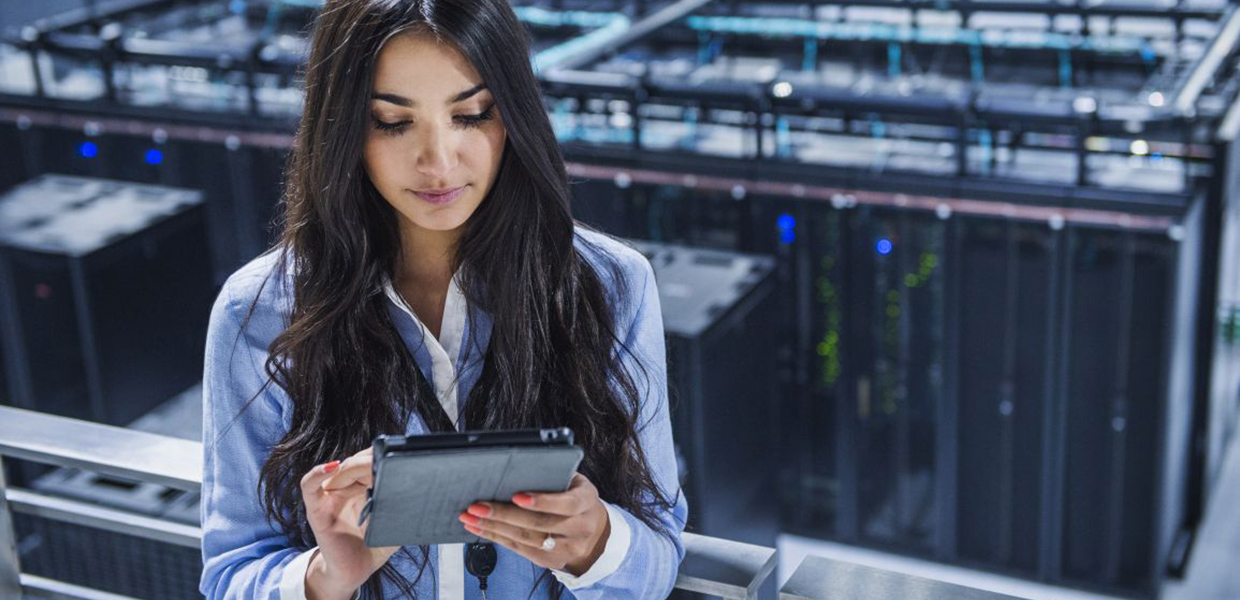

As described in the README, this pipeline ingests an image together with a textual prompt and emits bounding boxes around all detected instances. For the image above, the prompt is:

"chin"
[407,207,475,233]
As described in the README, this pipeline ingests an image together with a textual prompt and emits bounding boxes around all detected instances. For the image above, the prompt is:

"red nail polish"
[323,461,341,473]
[459,513,481,526]
[513,493,533,506]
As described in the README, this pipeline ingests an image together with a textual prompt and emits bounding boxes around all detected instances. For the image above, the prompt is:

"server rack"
[0,174,213,429]
[569,167,1194,596]
[629,239,780,548]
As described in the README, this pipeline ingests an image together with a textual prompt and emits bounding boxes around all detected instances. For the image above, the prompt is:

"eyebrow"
[371,83,488,107]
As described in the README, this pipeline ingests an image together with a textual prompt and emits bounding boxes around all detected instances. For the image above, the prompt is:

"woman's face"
[363,30,507,237]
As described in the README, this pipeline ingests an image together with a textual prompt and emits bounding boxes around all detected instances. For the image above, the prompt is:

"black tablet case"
[363,445,585,547]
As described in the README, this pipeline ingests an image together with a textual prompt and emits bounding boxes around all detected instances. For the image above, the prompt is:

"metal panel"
[779,554,1030,600]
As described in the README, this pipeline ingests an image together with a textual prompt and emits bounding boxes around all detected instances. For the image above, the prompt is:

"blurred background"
[0,0,1238,599]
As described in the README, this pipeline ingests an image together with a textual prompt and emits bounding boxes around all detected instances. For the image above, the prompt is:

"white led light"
[610,112,632,129]
[773,81,793,98]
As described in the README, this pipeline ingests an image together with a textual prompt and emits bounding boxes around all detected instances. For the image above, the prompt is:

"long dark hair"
[234,0,675,597]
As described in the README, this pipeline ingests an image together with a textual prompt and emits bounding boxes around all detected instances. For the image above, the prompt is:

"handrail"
[0,406,776,599]
[0,407,200,491]
[680,532,777,599]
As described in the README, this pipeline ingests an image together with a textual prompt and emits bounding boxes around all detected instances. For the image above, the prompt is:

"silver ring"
[541,534,557,552]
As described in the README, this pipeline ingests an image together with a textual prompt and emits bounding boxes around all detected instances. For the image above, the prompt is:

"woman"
[197,0,687,598]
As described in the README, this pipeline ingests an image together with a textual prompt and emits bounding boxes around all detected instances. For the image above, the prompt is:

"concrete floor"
[1162,436,1240,600]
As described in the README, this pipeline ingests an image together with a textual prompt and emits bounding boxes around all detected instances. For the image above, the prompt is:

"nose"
[413,123,458,180]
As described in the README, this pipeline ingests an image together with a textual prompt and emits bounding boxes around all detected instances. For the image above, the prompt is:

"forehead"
[371,30,482,96]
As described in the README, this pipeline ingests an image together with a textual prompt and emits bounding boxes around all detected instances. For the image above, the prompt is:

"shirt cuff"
[279,547,360,600]
[551,500,632,589]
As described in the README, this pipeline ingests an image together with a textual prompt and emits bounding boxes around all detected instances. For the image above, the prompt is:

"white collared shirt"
[278,273,630,600]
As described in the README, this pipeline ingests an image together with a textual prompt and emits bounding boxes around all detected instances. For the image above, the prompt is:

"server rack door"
[955,218,1052,573]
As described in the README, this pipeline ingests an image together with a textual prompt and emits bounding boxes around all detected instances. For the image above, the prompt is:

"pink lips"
[413,186,466,205]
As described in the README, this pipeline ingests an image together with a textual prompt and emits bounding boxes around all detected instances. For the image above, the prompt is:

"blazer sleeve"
[198,276,307,599]
[563,253,690,599]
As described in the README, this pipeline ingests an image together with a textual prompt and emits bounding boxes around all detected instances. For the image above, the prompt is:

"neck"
[395,222,458,288]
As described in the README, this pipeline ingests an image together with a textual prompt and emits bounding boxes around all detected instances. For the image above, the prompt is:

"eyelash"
[371,104,496,136]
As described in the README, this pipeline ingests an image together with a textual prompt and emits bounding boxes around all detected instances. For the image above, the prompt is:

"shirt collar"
[381,272,467,428]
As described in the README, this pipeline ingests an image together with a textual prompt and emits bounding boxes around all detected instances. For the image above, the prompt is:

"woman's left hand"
[458,472,610,576]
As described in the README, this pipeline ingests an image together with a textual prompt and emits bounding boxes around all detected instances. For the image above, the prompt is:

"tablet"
[361,427,585,547]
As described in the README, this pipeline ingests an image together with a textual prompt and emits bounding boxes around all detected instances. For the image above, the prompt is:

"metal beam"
[5,488,202,548]
[1169,5,1240,118]
[0,462,21,600]
[21,573,142,600]
[550,0,715,72]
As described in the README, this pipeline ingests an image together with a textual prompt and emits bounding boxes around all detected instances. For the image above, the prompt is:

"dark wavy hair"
[229,0,675,598]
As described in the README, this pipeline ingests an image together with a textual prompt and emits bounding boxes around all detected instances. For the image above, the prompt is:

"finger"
[300,460,342,492]
[307,481,368,521]
[463,514,559,550]
[468,503,569,533]
[464,524,554,567]
[321,458,373,491]
[511,474,596,516]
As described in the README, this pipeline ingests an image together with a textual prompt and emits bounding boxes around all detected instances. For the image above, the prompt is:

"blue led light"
[777,214,796,230]
[780,230,796,244]
[144,149,163,165]
[78,142,98,158]
[876,238,893,255]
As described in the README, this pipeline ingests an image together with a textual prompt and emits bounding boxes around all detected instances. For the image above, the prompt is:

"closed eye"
[371,104,497,137]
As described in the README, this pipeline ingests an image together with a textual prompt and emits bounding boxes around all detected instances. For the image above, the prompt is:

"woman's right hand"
[300,446,400,599]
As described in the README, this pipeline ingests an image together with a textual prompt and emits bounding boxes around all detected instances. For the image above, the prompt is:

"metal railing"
[0,406,776,600]
[0,405,1031,600]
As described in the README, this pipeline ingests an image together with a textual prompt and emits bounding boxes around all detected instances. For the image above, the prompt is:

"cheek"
[362,138,400,186]
[480,127,506,168]
[453,133,503,173]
